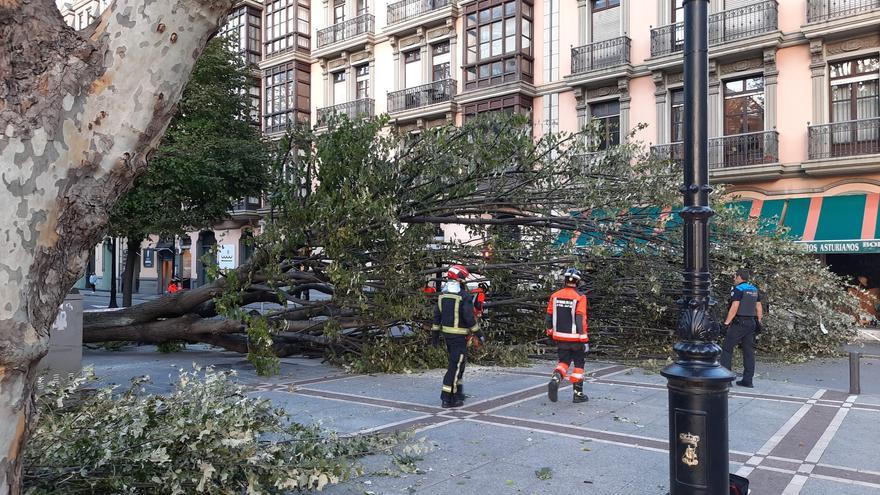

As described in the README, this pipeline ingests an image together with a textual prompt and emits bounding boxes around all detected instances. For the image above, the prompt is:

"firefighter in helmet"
[545,268,589,403]
[431,264,484,408]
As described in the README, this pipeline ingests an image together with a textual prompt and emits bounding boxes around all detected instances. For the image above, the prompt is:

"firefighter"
[431,264,485,408]
[545,268,589,403]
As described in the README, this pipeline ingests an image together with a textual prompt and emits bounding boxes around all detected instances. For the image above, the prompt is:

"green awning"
[814,195,866,241]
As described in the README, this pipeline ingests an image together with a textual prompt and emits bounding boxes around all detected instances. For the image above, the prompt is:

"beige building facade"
[60,0,880,291]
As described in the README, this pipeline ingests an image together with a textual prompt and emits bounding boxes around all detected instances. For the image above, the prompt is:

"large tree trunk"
[122,237,140,307]
[0,0,234,492]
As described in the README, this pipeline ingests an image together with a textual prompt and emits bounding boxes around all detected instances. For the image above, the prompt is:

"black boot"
[453,385,465,407]
[736,380,754,388]
[572,382,588,403]
[548,371,562,403]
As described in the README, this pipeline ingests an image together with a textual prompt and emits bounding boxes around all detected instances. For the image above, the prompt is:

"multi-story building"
[61,0,880,293]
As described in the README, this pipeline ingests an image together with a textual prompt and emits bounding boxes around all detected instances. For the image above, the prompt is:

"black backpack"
[730,474,750,495]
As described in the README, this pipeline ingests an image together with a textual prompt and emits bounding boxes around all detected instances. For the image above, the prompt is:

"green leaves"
[25,368,416,494]
[109,36,269,241]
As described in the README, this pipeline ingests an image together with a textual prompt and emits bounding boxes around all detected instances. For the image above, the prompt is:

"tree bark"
[122,237,140,307]
[0,0,234,492]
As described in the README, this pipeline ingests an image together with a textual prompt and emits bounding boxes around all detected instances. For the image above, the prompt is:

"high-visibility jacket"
[471,287,486,318]
[545,286,589,343]
[432,289,478,335]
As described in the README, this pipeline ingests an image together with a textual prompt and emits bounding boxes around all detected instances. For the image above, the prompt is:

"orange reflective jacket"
[546,286,588,342]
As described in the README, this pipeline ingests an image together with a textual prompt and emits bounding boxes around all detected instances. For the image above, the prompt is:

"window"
[404,50,422,88]
[357,0,367,15]
[671,0,684,23]
[591,0,619,12]
[433,62,451,81]
[462,94,533,124]
[432,42,450,81]
[543,0,559,81]
[356,65,369,99]
[829,56,880,151]
[223,6,262,64]
[463,0,534,90]
[264,62,311,133]
[590,100,620,150]
[264,0,309,57]
[334,0,346,24]
[723,76,764,135]
[670,88,684,143]
[333,71,346,104]
[404,50,421,63]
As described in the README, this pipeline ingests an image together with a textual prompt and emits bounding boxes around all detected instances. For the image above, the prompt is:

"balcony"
[388,79,456,115]
[651,131,779,171]
[808,118,880,160]
[316,98,375,127]
[650,0,778,57]
[387,0,450,25]
[807,0,880,23]
[570,36,631,75]
[315,14,374,57]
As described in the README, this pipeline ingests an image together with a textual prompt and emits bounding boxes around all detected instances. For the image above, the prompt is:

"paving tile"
[800,476,880,495]
[818,409,880,472]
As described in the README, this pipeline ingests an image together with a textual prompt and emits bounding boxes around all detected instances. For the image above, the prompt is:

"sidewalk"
[83,347,880,495]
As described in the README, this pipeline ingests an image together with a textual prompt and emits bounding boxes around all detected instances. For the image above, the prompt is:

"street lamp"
[660,1,736,494]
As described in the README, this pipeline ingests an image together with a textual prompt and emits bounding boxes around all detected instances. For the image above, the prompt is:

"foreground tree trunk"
[0,0,234,492]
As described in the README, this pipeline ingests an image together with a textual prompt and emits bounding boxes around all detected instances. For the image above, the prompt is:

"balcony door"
[722,75,764,167]
[830,56,880,157]
[333,71,346,105]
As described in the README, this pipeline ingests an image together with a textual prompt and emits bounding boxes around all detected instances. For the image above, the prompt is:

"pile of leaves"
[24,368,425,494]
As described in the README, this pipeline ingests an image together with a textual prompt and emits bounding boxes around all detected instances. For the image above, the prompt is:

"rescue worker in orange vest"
[431,264,484,408]
[546,268,589,403]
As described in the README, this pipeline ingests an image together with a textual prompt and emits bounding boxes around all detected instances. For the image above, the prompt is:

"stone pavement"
[83,347,880,495]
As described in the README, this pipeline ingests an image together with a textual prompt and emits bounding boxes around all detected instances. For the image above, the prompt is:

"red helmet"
[447,264,470,281]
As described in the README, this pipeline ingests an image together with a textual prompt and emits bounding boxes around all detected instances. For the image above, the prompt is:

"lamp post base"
[662,343,736,495]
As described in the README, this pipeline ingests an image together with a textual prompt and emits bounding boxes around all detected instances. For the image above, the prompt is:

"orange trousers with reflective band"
[554,342,586,383]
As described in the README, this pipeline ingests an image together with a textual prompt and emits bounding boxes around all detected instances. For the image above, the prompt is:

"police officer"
[431,264,485,408]
[546,268,590,404]
[721,268,764,388]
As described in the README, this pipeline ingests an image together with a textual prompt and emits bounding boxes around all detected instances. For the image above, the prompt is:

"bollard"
[849,351,861,395]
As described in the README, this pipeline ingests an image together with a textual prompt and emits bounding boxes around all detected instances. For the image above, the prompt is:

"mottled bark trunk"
[0,0,233,492]
[122,237,140,307]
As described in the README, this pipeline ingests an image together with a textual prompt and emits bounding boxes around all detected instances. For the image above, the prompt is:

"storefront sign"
[217,244,236,269]
[798,239,880,254]
[143,249,154,268]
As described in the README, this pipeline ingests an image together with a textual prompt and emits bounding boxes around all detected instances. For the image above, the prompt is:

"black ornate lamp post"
[660,1,736,494]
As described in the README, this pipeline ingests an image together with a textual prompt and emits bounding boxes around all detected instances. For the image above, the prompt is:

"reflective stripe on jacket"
[432,291,477,335]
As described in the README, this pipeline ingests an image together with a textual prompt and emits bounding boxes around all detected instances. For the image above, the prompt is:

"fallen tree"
[83,116,861,374]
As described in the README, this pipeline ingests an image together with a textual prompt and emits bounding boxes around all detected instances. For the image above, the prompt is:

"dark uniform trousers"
[720,316,757,383]
[557,341,586,372]
[442,334,467,402]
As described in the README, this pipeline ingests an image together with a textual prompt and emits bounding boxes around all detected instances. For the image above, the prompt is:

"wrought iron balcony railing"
[388,79,456,113]
[651,0,778,57]
[387,0,450,25]
[317,14,374,49]
[808,118,880,159]
[571,36,631,75]
[652,131,779,169]
[807,0,880,23]
[316,98,375,127]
